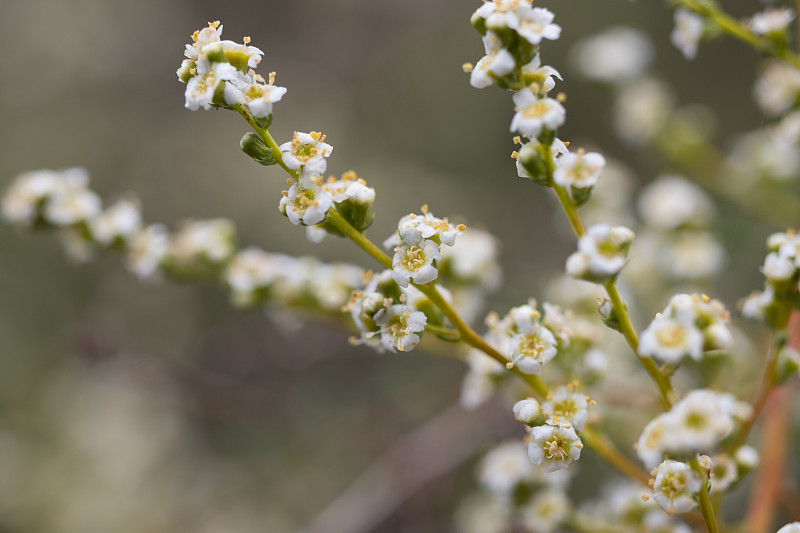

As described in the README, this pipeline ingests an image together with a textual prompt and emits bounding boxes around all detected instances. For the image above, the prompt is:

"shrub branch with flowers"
[4,2,800,532]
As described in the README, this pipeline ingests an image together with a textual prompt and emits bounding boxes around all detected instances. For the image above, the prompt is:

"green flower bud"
[240,132,276,166]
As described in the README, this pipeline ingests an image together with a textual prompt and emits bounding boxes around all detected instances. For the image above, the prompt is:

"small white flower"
[125,224,169,279]
[184,59,237,110]
[521,54,561,93]
[734,445,759,470]
[1,168,85,225]
[637,417,669,470]
[43,181,102,226]
[513,7,562,46]
[639,315,704,363]
[762,252,796,282]
[661,389,741,455]
[510,89,566,138]
[88,199,142,246]
[741,287,774,320]
[470,32,516,89]
[651,460,702,514]
[184,21,224,61]
[777,523,800,533]
[708,454,738,494]
[566,224,634,280]
[508,322,558,375]
[373,304,427,352]
[221,39,264,70]
[391,240,441,287]
[280,176,334,226]
[553,149,606,189]
[671,8,704,60]
[478,440,536,497]
[754,61,800,117]
[543,386,590,432]
[224,70,287,118]
[570,27,653,83]
[513,397,543,425]
[528,423,583,473]
[749,8,795,35]
[169,219,236,264]
[279,131,333,176]
[519,489,571,533]
[613,77,675,145]
[638,175,714,230]
[225,247,281,305]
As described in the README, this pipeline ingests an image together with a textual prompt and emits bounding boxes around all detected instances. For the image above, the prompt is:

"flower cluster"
[742,230,800,328]
[637,389,751,469]
[639,293,732,365]
[178,21,286,119]
[1,168,364,317]
[383,206,465,288]
[565,224,634,282]
[345,270,430,353]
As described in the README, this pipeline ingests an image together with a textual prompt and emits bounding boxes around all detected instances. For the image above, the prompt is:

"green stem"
[603,280,674,409]
[674,0,800,69]
[581,425,651,485]
[691,455,721,533]
[234,104,299,179]
[729,330,783,450]
[325,209,392,269]
[553,184,586,236]
[424,323,461,342]
[552,173,673,408]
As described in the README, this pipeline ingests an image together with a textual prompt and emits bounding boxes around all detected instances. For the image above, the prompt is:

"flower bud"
[597,298,621,332]
[513,397,544,426]
[774,345,800,384]
[240,132,276,166]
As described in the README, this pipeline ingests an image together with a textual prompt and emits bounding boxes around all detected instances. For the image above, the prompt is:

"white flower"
[88,199,142,246]
[279,131,333,177]
[508,322,558,375]
[470,32,516,89]
[651,460,702,514]
[521,54,561,93]
[221,39,264,70]
[637,416,669,470]
[373,304,427,352]
[613,77,675,145]
[663,232,726,280]
[570,27,653,83]
[184,21,224,61]
[478,440,536,497]
[519,489,571,533]
[734,445,759,470]
[391,240,441,287]
[749,8,795,35]
[741,287,774,321]
[777,523,800,533]
[125,224,169,279]
[510,90,566,137]
[513,398,543,425]
[671,8,704,60]
[169,218,236,264]
[528,423,583,473]
[542,386,590,432]
[184,59,237,110]
[224,70,287,118]
[387,208,464,249]
[708,454,738,494]
[754,61,800,117]
[638,175,714,230]
[513,7,561,46]
[553,149,606,189]
[1,168,86,225]
[280,176,334,226]
[660,390,741,455]
[225,247,281,305]
[762,252,796,282]
[639,315,704,364]
[43,180,102,226]
[566,224,634,280]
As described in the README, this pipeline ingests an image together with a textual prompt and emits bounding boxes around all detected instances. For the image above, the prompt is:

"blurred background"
[0,0,796,531]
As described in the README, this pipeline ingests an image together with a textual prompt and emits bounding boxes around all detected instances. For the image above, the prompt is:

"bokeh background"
[0,0,796,532]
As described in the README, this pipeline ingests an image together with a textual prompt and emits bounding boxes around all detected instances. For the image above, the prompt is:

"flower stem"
[674,0,800,69]
[551,172,673,408]
[690,455,721,533]
[234,104,299,179]
[580,425,651,485]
